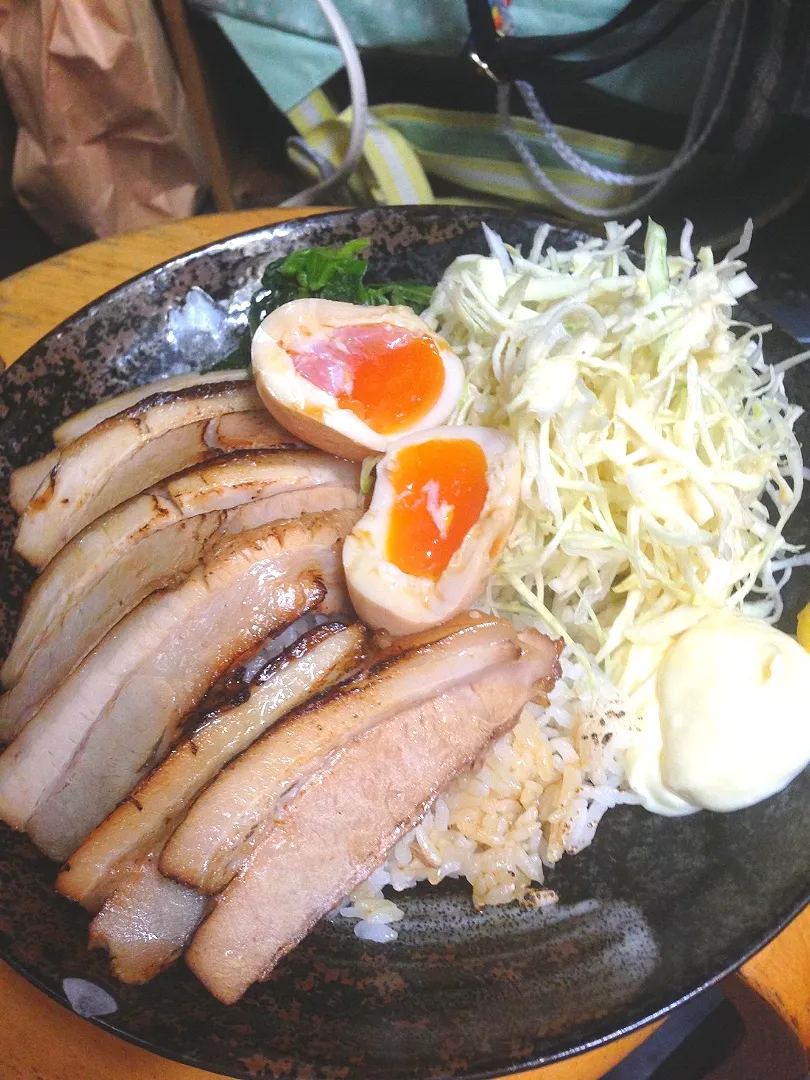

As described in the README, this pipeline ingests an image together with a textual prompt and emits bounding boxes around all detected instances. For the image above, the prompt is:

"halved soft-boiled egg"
[251,299,464,460]
[343,426,521,634]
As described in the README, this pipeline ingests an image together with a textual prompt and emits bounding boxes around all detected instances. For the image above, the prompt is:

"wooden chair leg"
[158,0,236,211]
[702,977,808,1080]
[738,906,810,1059]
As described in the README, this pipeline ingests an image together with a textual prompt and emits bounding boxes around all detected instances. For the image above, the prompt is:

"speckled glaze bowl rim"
[1,205,808,1079]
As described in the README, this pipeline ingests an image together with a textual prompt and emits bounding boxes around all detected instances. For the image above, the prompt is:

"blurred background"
[0,0,809,321]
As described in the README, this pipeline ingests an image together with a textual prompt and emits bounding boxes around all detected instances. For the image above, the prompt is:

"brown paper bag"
[0,0,210,245]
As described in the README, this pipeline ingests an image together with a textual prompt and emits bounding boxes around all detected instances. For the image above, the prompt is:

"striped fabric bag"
[190,0,810,232]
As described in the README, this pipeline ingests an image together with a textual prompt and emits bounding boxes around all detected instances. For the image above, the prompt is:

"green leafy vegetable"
[211,239,433,372]
[258,238,433,312]
[265,238,370,303]
[210,344,253,372]
[359,454,381,495]
[363,281,435,309]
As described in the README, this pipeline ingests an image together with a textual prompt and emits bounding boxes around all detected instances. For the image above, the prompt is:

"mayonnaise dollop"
[627,613,810,815]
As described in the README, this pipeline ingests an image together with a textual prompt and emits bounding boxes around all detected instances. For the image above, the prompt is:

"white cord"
[513,80,678,187]
[497,0,749,219]
[280,0,368,207]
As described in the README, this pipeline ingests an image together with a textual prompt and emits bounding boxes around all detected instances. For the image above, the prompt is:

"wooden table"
[0,208,807,1080]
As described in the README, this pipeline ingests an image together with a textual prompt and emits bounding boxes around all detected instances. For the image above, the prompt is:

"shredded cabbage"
[424,219,805,688]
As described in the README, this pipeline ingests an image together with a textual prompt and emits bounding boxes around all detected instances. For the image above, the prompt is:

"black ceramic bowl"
[0,207,808,1080]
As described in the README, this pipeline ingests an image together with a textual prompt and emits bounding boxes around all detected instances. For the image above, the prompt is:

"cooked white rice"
[339,647,640,940]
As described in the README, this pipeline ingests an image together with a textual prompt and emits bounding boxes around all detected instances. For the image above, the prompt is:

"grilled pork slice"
[88,619,552,988]
[15,567,327,856]
[0,483,357,746]
[161,614,523,896]
[89,857,208,984]
[186,633,561,1003]
[58,621,369,913]
[10,407,283,520]
[209,410,288,453]
[81,623,369,983]
[0,451,360,733]
[0,509,359,859]
[9,450,60,516]
[13,381,286,567]
[53,371,250,448]
[9,372,250,514]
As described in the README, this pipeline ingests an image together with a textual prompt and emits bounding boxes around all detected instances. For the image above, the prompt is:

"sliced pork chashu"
[9,371,250,514]
[204,410,288,453]
[13,380,291,567]
[86,616,549,988]
[15,567,327,855]
[0,451,360,735]
[53,371,250,448]
[11,407,283,521]
[9,450,60,517]
[185,631,561,1004]
[81,622,369,983]
[161,614,524,896]
[89,857,209,984]
[25,514,359,861]
[58,621,369,913]
[0,509,359,860]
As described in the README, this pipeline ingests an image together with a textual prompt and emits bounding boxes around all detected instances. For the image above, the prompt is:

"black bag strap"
[465,0,714,84]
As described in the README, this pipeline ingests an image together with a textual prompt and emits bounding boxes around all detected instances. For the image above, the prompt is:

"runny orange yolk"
[386,438,489,580]
[337,330,445,435]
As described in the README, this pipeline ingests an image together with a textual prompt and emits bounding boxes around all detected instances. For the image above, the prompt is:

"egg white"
[343,426,521,635]
[252,299,464,460]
